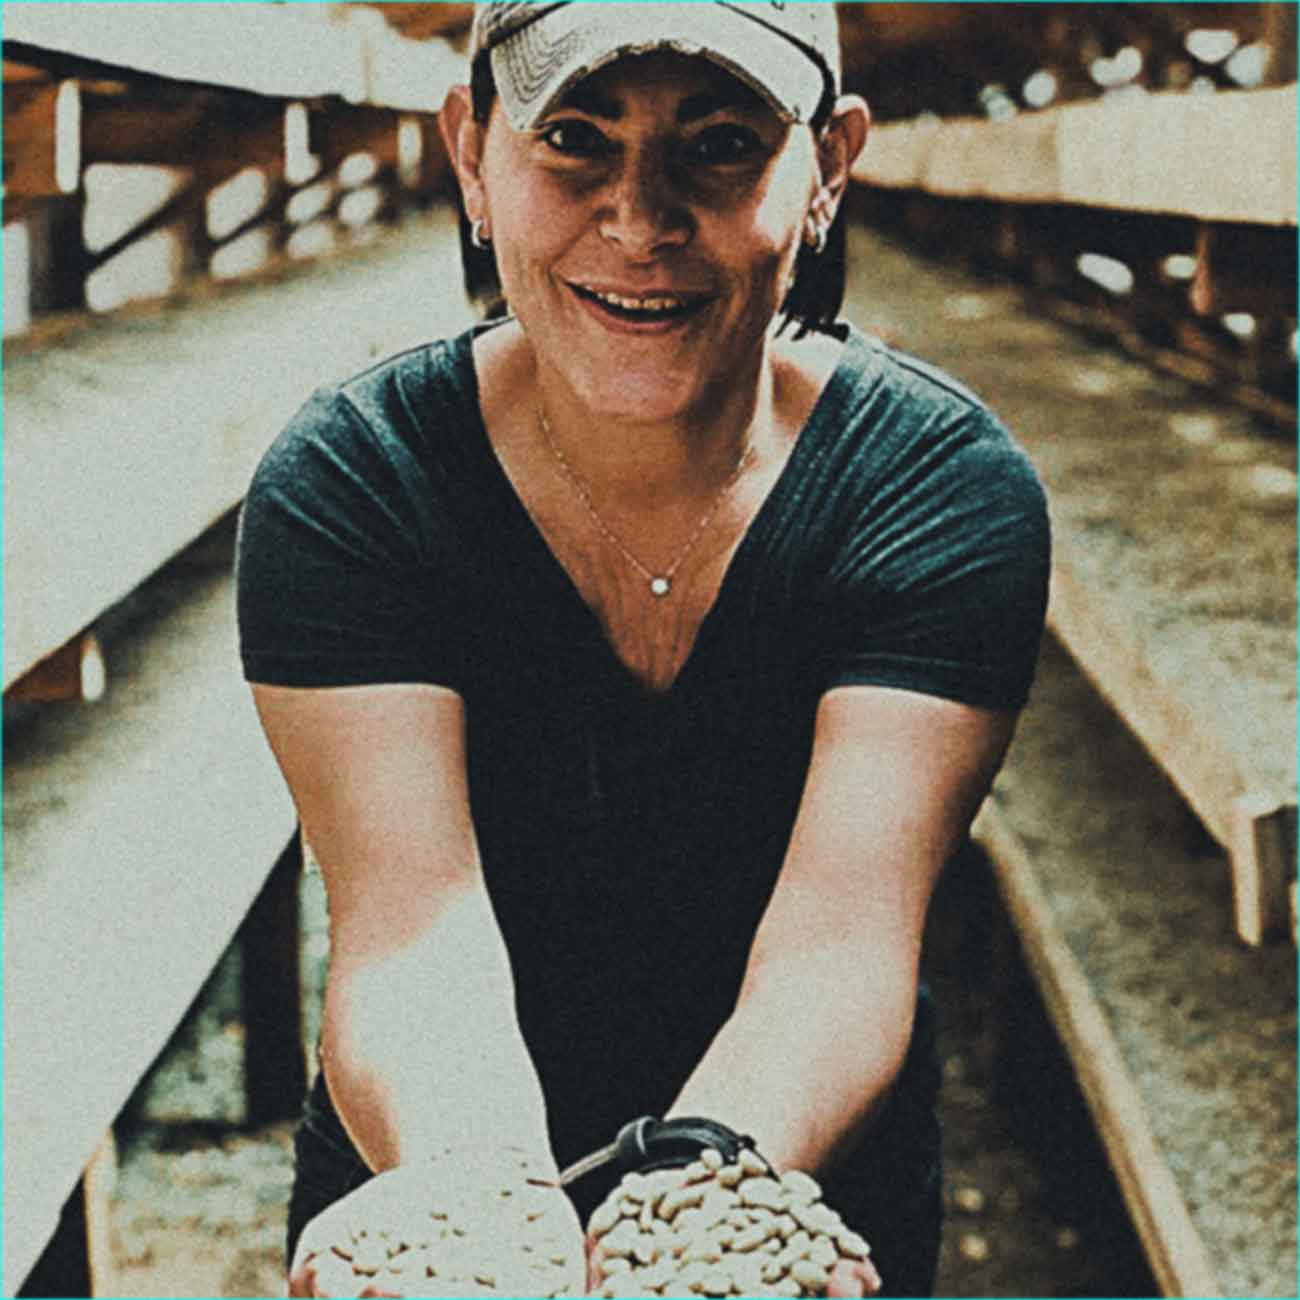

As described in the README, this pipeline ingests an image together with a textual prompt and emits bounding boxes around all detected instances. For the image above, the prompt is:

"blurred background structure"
[3,4,1296,1297]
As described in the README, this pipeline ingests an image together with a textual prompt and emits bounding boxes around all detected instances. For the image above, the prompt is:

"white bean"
[738,1177,784,1210]
[789,1258,830,1291]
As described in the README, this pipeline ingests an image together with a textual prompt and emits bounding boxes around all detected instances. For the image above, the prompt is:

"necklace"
[536,404,754,599]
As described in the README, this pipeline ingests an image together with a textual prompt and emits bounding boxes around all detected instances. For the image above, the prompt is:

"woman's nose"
[598,154,691,258]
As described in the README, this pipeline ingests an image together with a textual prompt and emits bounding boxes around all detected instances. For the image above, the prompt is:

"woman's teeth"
[586,287,687,315]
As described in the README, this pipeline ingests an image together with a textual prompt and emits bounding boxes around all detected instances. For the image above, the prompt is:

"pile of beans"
[321,1148,583,1298]
[588,1148,875,1298]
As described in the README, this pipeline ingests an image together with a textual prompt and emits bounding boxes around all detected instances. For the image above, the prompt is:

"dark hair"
[456,53,846,335]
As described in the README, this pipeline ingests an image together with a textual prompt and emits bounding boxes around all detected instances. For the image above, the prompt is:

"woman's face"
[473,52,825,422]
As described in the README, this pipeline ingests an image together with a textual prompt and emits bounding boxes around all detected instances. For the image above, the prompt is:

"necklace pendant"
[649,576,672,598]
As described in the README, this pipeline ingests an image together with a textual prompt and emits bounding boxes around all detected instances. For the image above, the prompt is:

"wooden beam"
[80,88,286,178]
[973,802,1222,1298]
[82,177,203,276]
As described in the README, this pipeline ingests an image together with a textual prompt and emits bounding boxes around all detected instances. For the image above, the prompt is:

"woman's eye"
[538,120,611,157]
[686,125,765,166]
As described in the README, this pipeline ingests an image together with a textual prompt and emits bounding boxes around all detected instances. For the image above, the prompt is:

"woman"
[236,3,1050,1296]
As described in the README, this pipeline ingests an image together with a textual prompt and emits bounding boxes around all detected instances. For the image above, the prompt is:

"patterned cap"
[470,2,841,129]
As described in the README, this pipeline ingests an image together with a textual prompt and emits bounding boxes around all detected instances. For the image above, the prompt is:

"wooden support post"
[16,1133,116,1299]
[4,631,105,704]
[404,114,450,201]
[241,830,307,1127]
[1231,793,1296,946]
[1263,1,1299,84]
[25,190,89,314]
[313,103,402,171]
[3,78,64,202]
[1192,223,1300,319]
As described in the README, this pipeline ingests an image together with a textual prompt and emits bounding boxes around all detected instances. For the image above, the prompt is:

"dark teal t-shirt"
[237,320,1049,1169]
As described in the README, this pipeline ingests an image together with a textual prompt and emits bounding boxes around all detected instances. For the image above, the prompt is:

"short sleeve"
[236,384,465,691]
[819,401,1051,712]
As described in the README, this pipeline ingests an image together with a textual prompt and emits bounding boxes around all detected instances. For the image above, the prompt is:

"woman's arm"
[665,684,1016,1174]
[252,681,556,1173]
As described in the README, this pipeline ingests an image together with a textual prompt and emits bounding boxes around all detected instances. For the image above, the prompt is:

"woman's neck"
[529,340,775,510]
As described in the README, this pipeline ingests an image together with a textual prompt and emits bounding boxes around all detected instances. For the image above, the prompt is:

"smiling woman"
[235,5,1051,1298]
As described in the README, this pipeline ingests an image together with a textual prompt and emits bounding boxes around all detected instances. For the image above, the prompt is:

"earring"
[470,218,491,250]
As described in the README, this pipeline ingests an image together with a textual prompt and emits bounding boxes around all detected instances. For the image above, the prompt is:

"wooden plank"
[2,2,461,113]
[1046,555,1296,944]
[923,111,1061,203]
[972,802,1222,1298]
[83,1133,117,1297]
[1057,87,1297,225]
[1,534,296,1295]
[967,634,1297,1295]
[2,3,359,101]
[2,207,473,688]
[855,87,1299,227]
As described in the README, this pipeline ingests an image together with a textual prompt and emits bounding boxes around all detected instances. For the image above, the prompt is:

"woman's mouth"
[569,282,710,327]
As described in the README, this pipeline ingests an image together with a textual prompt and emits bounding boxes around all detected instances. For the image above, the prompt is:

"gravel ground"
[102,846,1154,1299]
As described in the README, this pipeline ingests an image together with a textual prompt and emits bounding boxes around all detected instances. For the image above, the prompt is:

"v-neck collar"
[455,322,869,702]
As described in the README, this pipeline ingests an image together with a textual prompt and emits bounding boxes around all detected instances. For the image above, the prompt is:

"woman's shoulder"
[783,323,1045,520]
[329,324,482,431]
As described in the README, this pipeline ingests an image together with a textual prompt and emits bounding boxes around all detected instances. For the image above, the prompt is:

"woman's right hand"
[288,1158,586,1298]
[288,1167,435,1298]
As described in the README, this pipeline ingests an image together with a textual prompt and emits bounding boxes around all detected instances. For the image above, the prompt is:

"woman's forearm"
[665,940,918,1176]
[321,881,557,1176]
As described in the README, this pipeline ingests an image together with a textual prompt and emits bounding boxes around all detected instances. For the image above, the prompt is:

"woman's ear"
[813,95,870,224]
[438,84,489,225]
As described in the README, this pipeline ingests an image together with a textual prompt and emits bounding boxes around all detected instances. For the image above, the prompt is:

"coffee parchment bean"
[790,1258,830,1291]
[738,1177,784,1210]
[589,1156,878,1297]
[779,1170,822,1203]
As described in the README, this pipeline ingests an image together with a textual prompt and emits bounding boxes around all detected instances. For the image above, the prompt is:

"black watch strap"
[558,1115,775,1187]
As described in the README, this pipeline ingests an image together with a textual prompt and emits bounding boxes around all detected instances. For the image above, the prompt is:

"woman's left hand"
[828,1255,884,1297]
[584,1224,884,1296]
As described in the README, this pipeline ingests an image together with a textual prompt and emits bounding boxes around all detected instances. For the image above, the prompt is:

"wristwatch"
[558,1115,776,1186]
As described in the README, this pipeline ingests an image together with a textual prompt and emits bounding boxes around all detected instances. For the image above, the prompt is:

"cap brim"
[490,2,827,130]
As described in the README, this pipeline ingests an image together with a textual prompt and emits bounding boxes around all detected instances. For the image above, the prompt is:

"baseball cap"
[470,2,841,130]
